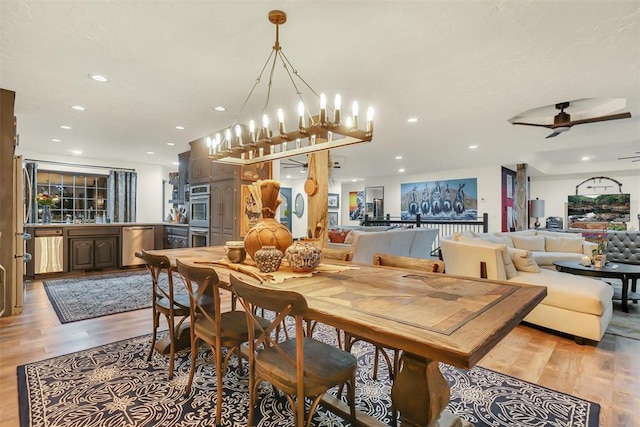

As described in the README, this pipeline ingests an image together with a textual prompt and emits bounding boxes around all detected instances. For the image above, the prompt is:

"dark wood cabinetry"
[69,237,117,270]
[210,180,237,246]
[164,225,188,249]
[188,138,238,184]
[67,227,120,271]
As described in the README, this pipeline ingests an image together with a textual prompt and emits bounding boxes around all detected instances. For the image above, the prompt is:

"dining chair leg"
[167,314,176,379]
[215,344,223,426]
[183,334,198,396]
[348,375,357,427]
[247,379,260,427]
[147,310,159,362]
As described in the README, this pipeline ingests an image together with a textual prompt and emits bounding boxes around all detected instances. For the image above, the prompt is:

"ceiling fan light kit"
[204,10,374,166]
[508,98,632,138]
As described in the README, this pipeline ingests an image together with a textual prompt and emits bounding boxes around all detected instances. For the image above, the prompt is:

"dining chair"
[138,249,191,380]
[229,274,358,427]
[372,252,445,273]
[176,260,269,426]
[321,247,353,262]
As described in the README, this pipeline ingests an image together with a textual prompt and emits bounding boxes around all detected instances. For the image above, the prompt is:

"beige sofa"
[328,228,439,265]
[440,231,613,342]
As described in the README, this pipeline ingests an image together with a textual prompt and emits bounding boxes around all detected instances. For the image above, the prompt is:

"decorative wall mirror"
[365,186,384,218]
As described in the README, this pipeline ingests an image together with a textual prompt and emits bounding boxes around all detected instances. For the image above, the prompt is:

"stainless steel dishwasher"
[34,228,64,274]
[122,226,155,266]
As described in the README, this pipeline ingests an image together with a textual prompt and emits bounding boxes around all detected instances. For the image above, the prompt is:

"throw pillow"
[328,230,350,244]
[544,236,584,253]
[510,235,545,252]
[507,247,541,273]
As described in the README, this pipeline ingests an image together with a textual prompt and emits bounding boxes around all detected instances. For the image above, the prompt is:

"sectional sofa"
[440,230,614,342]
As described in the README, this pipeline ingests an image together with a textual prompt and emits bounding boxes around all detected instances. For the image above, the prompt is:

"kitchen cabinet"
[188,138,238,184]
[210,180,237,246]
[70,237,118,270]
[164,225,188,249]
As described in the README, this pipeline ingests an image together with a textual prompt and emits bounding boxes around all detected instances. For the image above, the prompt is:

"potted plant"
[591,236,607,269]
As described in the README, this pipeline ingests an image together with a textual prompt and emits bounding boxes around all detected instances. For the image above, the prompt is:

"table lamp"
[529,198,545,229]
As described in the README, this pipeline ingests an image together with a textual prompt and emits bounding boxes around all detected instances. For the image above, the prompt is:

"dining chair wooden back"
[138,249,190,379]
[373,252,445,273]
[176,260,264,426]
[229,274,358,427]
[322,247,353,262]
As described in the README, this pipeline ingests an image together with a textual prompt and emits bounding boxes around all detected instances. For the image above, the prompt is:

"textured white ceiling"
[1,1,639,180]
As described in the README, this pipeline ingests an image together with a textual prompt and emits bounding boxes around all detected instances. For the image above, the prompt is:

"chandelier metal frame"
[206,10,373,165]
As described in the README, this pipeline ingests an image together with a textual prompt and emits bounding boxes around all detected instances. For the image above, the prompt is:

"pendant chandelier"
[206,10,374,165]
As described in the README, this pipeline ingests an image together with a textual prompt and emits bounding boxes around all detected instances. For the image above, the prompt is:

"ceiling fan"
[509,99,632,139]
[618,152,640,162]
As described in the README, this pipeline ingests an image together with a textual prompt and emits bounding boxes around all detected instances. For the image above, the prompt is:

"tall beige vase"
[243,180,293,260]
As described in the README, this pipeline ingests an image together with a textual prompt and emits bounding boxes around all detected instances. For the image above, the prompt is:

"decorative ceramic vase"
[41,206,52,224]
[285,240,323,272]
[224,241,247,264]
[253,246,283,273]
[593,254,606,269]
[244,180,293,260]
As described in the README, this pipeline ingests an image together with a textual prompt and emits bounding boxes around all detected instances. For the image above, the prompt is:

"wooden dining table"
[144,246,546,427]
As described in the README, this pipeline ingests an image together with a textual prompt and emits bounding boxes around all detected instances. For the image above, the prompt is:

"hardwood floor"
[1,278,637,427]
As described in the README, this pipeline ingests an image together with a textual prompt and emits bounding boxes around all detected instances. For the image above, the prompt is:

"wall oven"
[189,184,210,229]
[188,227,210,248]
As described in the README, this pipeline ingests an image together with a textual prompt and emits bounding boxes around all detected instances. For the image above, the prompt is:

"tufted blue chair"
[606,231,640,293]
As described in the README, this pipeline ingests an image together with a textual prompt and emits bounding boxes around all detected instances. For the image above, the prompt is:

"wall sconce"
[529,198,545,229]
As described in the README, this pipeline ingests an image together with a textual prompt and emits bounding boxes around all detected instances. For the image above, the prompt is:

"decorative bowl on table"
[253,246,283,273]
[224,241,247,264]
[285,241,322,272]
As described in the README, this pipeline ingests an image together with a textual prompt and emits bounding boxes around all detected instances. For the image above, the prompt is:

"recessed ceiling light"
[51,138,61,142]
[146,151,155,155]
[398,168,405,173]
[582,156,591,161]
[352,179,358,182]
[71,150,82,155]
[469,145,478,149]
[300,169,306,173]
[175,126,185,130]
[172,161,179,165]
[60,125,72,130]
[286,175,292,179]
[213,106,227,112]
[88,74,109,82]
[167,142,175,146]
[395,156,403,160]
[407,117,419,123]
[70,105,86,111]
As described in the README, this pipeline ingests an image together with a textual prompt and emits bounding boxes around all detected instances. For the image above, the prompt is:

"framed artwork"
[506,174,513,199]
[328,193,339,209]
[349,191,365,220]
[294,193,304,218]
[240,184,261,237]
[240,162,272,181]
[328,212,338,228]
[400,178,478,220]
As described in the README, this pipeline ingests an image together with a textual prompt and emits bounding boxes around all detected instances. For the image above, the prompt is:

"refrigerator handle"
[23,167,32,224]
[0,263,6,317]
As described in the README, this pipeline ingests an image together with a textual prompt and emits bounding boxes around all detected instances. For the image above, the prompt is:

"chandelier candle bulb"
[225,128,232,150]
[262,114,270,139]
[334,94,341,125]
[367,107,374,133]
[235,125,243,146]
[249,120,256,142]
[298,101,305,130]
[320,93,327,124]
[345,117,353,130]
[352,101,359,129]
[277,108,286,135]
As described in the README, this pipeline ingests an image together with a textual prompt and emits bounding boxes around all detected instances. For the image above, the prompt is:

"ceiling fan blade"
[564,111,632,127]
[618,155,640,160]
[511,121,554,129]
[545,131,562,139]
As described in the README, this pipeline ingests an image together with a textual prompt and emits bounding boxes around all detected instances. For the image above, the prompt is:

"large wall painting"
[401,178,478,220]
[349,191,365,220]
[567,194,630,230]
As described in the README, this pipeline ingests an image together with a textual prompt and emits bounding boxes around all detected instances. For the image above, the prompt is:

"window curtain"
[24,162,38,224]
[108,170,137,222]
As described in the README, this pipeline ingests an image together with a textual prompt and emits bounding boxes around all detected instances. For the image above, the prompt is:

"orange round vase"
[244,180,293,260]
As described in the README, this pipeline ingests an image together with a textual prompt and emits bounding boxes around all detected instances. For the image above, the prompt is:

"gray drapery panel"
[108,170,137,222]
[24,162,38,224]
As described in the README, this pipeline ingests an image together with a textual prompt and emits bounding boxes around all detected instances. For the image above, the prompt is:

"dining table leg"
[391,352,472,427]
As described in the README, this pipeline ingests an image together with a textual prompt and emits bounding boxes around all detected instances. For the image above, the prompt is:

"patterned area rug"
[18,323,599,427]
[605,281,640,340]
[43,271,185,323]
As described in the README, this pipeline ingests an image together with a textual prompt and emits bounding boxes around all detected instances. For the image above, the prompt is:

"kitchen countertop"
[25,222,189,228]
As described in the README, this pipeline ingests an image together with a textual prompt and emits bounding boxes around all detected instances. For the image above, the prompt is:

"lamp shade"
[529,199,545,218]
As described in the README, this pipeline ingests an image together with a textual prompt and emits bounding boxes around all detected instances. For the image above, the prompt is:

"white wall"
[531,172,640,231]
[17,150,171,223]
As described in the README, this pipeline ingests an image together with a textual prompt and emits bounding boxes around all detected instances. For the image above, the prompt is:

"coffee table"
[554,260,640,312]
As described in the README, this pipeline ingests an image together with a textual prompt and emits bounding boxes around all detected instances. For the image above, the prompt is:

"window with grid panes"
[36,171,108,223]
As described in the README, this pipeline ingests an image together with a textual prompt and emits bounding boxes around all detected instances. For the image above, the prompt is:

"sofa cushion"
[507,269,613,316]
[536,230,583,239]
[545,236,584,254]
[511,235,546,252]
[344,230,360,244]
[457,235,517,279]
[507,248,541,273]
[531,251,585,266]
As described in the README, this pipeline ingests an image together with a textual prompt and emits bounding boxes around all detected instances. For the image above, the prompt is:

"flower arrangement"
[35,192,60,207]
